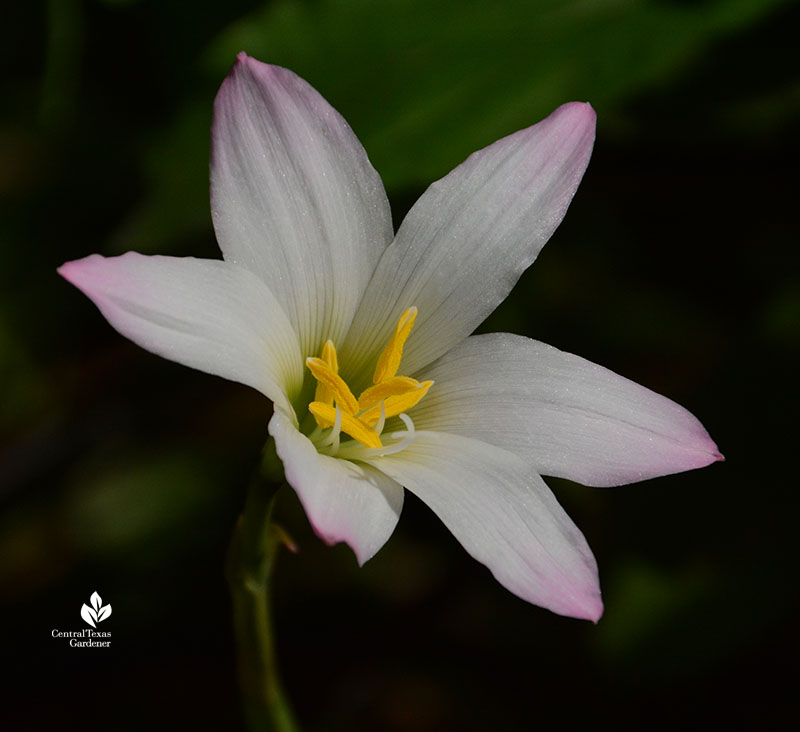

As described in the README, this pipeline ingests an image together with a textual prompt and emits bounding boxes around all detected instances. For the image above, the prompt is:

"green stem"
[226,439,300,732]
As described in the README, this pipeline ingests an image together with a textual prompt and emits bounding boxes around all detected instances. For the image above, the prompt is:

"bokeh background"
[2,0,798,729]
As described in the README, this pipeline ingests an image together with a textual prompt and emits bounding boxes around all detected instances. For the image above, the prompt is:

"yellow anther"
[314,339,339,406]
[358,376,422,412]
[309,402,383,449]
[359,380,433,427]
[306,357,358,415]
[319,339,338,372]
[373,307,418,384]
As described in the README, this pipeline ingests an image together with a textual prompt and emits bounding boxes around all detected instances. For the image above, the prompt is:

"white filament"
[373,402,387,437]
[335,412,417,461]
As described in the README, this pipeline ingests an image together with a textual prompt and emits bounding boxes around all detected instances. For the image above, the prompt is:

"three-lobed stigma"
[305,307,432,458]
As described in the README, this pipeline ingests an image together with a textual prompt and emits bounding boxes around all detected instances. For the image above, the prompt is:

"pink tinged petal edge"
[268,408,404,566]
[58,253,304,411]
[413,333,723,488]
[367,431,603,621]
[342,101,596,385]
[211,53,394,356]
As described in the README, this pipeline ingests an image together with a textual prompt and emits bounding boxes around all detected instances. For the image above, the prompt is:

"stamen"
[336,412,418,460]
[358,375,422,411]
[309,402,383,449]
[317,405,343,453]
[314,339,339,406]
[358,380,433,427]
[373,402,386,436]
[305,307,428,455]
[306,357,358,416]
[380,413,417,456]
[373,307,417,384]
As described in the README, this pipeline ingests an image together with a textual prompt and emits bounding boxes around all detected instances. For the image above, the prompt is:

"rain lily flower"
[59,53,721,621]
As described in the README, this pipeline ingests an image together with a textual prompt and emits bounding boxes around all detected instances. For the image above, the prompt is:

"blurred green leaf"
[108,105,212,254]
[117,0,789,252]
[64,451,219,559]
[0,311,52,431]
[593,560,715,667]
[206,0,790,188]
[724,81,800,137]
[760,279,800,345]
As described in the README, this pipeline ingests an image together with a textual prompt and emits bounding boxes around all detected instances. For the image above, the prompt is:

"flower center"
[305,307,432,459]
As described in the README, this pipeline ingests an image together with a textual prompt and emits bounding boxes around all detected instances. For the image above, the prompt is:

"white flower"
[59,53,721,621]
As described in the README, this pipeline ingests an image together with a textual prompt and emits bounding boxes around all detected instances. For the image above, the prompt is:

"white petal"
[211,54,394,356]
[342,102,595,384]
[59,253,304,410]
[269,409,404,566]
[366,431,602,620]
[413,333,723,487]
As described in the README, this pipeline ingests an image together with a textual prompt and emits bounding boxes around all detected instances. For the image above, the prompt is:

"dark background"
[2,0,798,729]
